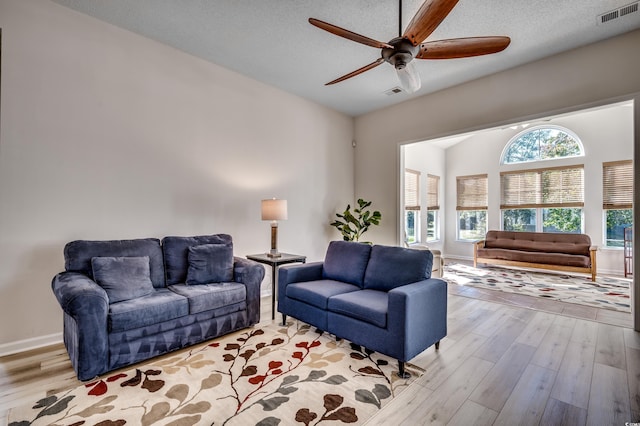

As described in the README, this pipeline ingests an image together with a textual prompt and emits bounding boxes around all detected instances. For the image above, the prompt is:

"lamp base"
[267,250,282,258]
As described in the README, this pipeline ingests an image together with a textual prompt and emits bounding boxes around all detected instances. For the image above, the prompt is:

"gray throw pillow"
[186,244,234,285]
[91,256,155,303]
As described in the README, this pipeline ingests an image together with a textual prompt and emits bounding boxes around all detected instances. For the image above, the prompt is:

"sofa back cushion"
[363,245,433,291]
[65,238,165,288]
[484,230,591,256]
[185,243,234,285]
[162,234,233,285]
[322,241,372,287]
[91,256,155,303]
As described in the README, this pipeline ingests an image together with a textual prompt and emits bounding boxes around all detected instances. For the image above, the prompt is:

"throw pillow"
[186,243,234,285]
[91,256,155,303]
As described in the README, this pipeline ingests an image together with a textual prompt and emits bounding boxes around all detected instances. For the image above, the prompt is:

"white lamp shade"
[261,199,288,221]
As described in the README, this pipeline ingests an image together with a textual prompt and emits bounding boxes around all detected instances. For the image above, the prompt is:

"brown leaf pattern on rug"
[8,322,421,425]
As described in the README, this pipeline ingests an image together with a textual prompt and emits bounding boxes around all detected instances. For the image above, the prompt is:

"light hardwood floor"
[2,290,639,425]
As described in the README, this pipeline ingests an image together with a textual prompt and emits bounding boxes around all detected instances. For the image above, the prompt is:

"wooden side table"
[246,253,306,319]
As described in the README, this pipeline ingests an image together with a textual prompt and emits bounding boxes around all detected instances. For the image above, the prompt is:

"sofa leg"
[435,341,440,350]
[397,361,411,379]
[281,314,287,326]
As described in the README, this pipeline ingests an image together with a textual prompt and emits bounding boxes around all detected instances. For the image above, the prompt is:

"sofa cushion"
[108,288,189,332]
[65,238,165,288]
[286,280,360,310]
[476,248,591,268]
[91,256,155,303]
[363,245,433,291]
[162,235,233,285]
[169,282,246,314]
[185,244,234,285]
[328,289,388,328]
[484,230,591,256]
[322,241,372,287]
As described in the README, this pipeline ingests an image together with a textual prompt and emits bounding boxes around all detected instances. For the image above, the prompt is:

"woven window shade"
[603,160,633,209]
[500,165,584,209]
[456,174,488,210]
[405,169,420,211]
[427,174,440,210]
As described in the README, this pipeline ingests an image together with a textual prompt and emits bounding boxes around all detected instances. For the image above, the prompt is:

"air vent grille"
[384,87,403,96]
[598,1,639,24]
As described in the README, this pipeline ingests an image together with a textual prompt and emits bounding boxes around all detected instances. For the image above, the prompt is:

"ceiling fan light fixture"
[395,60,421,93]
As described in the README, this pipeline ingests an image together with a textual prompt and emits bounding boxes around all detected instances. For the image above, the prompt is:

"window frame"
[426,174,440,242]
[456,174,488,241]
[500,125,585,165]
[404,169,421,243]
[602,160,633,248]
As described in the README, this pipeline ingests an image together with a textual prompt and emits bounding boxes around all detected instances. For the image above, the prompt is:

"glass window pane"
[427,211,437,241]
[405,211,418,243]
[458,210,487,240]
[503,127,583,165]
[503,209,536,232]
[605,209,633,247]
[542,208,582,233]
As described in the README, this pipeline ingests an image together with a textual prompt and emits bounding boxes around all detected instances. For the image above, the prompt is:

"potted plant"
[330,198,382,242]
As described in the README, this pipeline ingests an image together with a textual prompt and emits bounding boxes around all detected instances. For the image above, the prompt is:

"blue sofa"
[51,234,264,381]
[278,241,447,377]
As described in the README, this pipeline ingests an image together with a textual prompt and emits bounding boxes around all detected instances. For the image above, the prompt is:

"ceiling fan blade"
[403,0,460,46]
[309,18,393,49]
[325,58,386,85]
[417,36,511,59]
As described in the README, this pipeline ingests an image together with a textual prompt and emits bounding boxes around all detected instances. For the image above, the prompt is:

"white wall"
[442,103,633,274]
[0,0,354,350]
[402,142,445,253]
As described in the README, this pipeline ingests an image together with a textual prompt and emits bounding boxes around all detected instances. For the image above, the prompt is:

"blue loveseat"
[52,234,264,381]
[278,241,447,377]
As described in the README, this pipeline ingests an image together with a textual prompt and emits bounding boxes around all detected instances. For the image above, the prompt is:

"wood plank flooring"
[2,290,639,425]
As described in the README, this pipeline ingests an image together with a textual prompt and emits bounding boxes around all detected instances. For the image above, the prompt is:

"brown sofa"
[474,230,597,281]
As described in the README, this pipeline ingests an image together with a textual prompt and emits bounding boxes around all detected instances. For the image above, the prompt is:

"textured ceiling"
[50,0,640,117]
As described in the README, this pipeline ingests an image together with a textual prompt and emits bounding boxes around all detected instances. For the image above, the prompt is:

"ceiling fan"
[309,0,511,93]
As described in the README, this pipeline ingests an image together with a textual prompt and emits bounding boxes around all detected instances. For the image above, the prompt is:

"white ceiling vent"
[597,2,639,25]
[384,87,404,96]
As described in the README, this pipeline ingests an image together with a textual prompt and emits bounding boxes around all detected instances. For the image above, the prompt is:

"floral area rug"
[444,263,631,312]
[8,321,422,426]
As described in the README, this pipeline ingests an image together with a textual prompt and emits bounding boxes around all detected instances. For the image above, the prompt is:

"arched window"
[501,126,584,165]
[500,126,585,234]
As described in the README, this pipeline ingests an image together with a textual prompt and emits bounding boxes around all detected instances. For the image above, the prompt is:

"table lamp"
[261,198,287,258]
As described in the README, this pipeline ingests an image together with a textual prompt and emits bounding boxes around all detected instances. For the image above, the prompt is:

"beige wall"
[0,0,354,350]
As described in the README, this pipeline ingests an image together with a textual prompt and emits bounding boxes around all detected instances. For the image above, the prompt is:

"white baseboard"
[0,332,63,357]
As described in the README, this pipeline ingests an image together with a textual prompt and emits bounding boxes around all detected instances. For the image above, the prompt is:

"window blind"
[603,160,633,209]
[427,174,440,210]
[405,169,420,211]
[500,165,584,209]
[456,174,488,210]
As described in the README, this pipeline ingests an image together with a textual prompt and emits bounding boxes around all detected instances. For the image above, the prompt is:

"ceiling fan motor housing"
[382,37,420,69]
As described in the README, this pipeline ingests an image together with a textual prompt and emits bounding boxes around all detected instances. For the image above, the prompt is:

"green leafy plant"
[330,198,382,242]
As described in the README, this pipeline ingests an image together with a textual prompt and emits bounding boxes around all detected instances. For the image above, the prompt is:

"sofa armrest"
[277,262,324,305]
[388,278,448,360]
[473,240,485,267]
[51,272,109,381]
[279,262,324,286]
[233,257,266,325]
